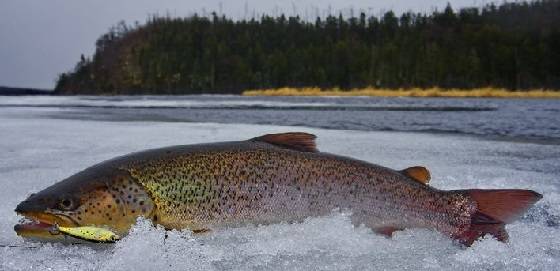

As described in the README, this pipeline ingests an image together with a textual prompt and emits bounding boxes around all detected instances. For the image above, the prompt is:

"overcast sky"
[0,0,489,89]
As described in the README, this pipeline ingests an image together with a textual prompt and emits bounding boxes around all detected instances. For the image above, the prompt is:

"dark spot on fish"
[77,216,82,220]
[107,205,112,209]
[139,201,144,206]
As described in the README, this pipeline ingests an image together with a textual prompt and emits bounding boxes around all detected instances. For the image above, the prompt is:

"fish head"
[15,166,154,242]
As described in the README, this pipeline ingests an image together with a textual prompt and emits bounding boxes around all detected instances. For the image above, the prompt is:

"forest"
[55,0,560,95]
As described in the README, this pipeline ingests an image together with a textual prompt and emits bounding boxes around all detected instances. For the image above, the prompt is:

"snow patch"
[0,108,558,270]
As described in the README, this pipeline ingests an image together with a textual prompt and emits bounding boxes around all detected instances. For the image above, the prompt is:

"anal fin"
[374,227,403,237]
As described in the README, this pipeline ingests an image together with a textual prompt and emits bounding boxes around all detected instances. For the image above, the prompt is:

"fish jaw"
[14,211,78,241]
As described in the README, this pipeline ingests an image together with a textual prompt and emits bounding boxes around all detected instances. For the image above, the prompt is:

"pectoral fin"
[192,228,211,234]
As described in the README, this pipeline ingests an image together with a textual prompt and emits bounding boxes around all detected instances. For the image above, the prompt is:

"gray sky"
[0,0,488,89]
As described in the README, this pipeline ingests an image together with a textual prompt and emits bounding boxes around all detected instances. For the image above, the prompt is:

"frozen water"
[0,95,334,108]
[2,95,558,141]
[0,106,559,270]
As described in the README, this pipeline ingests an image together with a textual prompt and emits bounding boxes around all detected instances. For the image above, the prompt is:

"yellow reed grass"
[243,87,560,98]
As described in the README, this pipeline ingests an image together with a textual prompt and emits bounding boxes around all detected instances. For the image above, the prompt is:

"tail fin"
[453,189,542,246]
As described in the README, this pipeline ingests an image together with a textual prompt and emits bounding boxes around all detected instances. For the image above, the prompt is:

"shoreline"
[243,87,560,98]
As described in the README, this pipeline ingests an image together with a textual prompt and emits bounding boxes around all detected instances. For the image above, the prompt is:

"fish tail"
[452,189,542,246]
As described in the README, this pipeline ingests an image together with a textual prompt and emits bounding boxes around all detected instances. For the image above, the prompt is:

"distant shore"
[243,87,560,98]
[0,86,52,96]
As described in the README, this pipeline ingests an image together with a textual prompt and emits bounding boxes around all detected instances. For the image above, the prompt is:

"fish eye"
[59,199,75,210]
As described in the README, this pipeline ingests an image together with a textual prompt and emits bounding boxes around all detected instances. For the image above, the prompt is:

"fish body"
[15,133,542,245]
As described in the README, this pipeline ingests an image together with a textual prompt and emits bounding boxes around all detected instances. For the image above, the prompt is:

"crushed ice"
[1,108,558,270]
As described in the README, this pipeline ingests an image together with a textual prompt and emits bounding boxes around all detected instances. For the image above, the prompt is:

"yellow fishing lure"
[50,225,120,243]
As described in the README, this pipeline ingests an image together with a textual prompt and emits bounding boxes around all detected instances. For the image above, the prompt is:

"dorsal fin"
[251,132,318,152]
[401,166,431,184]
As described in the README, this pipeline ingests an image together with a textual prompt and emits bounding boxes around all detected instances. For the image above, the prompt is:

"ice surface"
[0,107,559,271]
[3,95,558,141]
[0,95,334,108]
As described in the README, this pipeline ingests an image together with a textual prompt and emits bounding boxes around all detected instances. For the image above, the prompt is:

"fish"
[14,132,542,245]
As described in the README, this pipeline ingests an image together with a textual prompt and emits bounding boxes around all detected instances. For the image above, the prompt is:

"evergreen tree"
[55,0,560,95]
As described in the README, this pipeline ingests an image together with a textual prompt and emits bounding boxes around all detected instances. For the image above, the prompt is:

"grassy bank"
[243,87,560,98]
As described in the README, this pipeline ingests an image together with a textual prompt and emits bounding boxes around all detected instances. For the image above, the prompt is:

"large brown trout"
[15,132,541,245]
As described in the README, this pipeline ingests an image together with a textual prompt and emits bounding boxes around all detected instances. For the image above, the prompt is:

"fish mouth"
[14,211,79,239]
